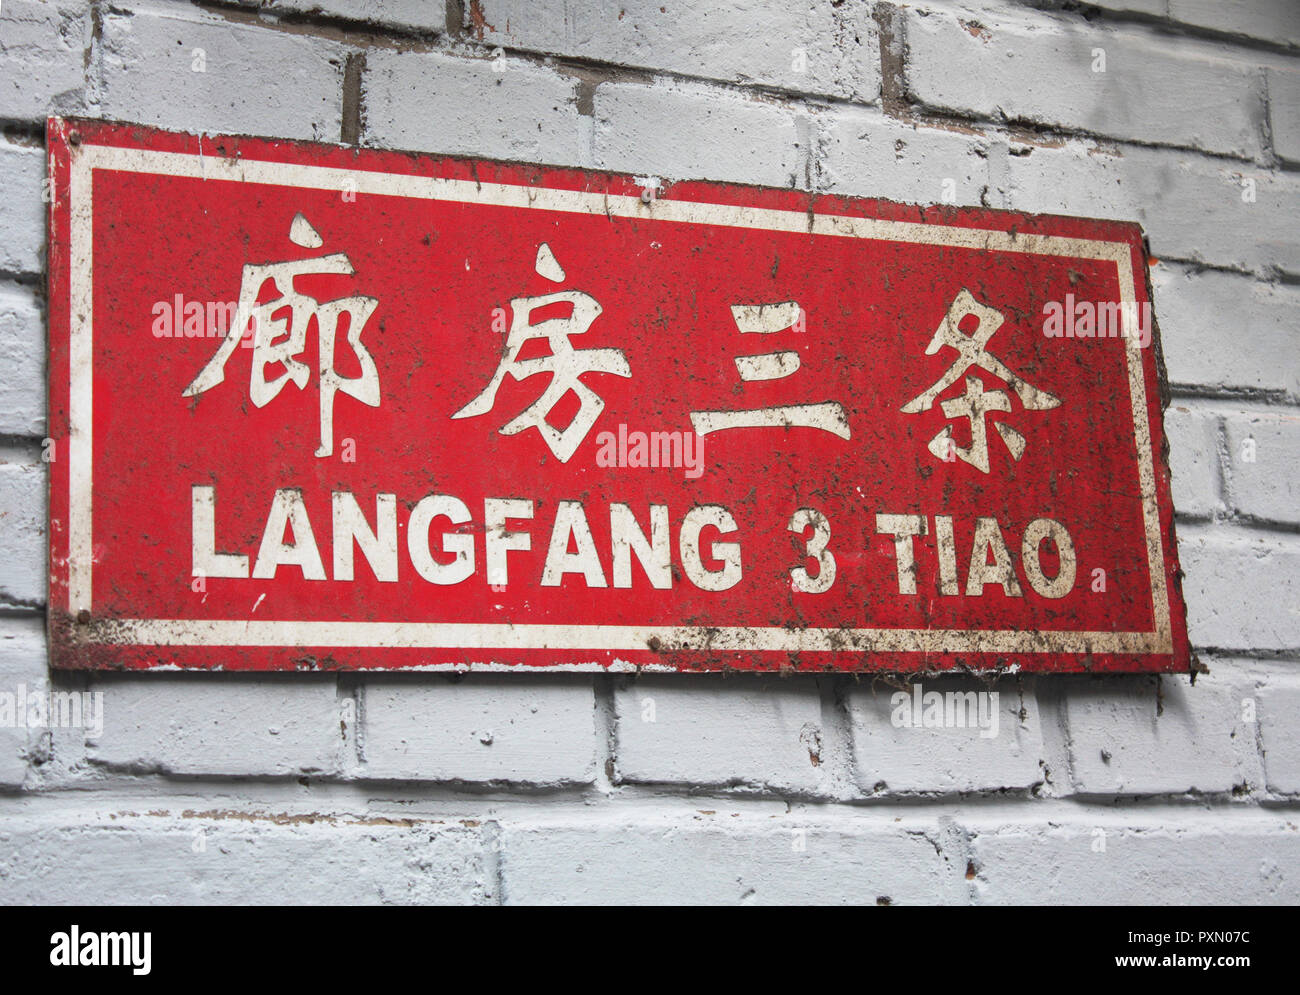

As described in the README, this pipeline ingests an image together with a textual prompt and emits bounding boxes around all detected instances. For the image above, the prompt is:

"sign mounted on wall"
[46,118,1190,673]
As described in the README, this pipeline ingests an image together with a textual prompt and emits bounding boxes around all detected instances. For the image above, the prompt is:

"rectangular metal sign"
[46,118,1190,673]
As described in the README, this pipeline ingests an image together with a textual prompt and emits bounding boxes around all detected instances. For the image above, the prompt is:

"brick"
[1269,69,1300,164]
[0,285,44,437]
[363,50,584,165]
[0,0,90,123]
[1178,528,1300,651]
[0,460,45,608]
[613,676,825,792]
[1063,673,1255,795]
[0,140,45,275]
[969,816,1300,904]
[819,106,993,206]
[1224,413,1300,525]
[1085,0,1167,14]
[0,617,48,788]
[475,0,879,103]
[1163,405,1222,519]
[361,677,595,784]
[848,679,1046,793]
[904,7,1267,159]
[1168,0,1300,48]
[1000,141,1300,276]
[99,3,344,141]
[85,676,343,776]
[1151,267,1300,397]
[1258,675,1300,794]
[0,809,488,903]
[594,80,806,189]
[263,0,446,33]
[499,813,959,904]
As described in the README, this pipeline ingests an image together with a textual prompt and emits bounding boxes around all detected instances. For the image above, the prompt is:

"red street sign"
[46,118,1190,674]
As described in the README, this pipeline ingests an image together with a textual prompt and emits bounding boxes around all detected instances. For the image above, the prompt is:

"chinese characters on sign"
[452,243,631,462]
[901,288,1061,474]
[689,301,850,441]
[182,213,381,458]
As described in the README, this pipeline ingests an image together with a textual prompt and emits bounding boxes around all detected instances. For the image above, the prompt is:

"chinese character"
[452,243,631,462]
[689,301,850,439]
[902,288,1058,473]
[182,213,381,458]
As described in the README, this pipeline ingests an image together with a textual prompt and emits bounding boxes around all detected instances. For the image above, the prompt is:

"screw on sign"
[44,118,1189,674]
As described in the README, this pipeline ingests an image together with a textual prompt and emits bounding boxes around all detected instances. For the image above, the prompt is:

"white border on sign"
[65,143,1173,659]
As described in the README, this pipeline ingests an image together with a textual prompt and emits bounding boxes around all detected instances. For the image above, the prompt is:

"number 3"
[788,508,835,594]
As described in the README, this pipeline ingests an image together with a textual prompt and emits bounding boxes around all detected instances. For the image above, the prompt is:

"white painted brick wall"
[1086,0,1167,16]
[1179,529,1300,651]
[360,677,597,784]
[99,2,345,141]
[1223,414,1300,525]
[904,5,1268,159]
[0,617,46,788]
[0,459,45,608]
[0,0,90,123]
[1269,68,1300,163]
[612,676,826,793]
[968,812,1300,904]
[0,807,489,904]
[593,78,809,188]
[1258,674,1300,794]
[999,140,1300,276]
[1150,266,1300,396]
[498,812,963,905]
[1163,405,1222,519]
[1062,674,1259,795]
[473,0,880,103]
[0,285,44,437]
[0,0,1295,905]
[85,676,345,777]
[819,106,994,206]
[1167,0,1300,49]
[848,679,1047,794]
[0,139,45,275]
[267,0,446,34]
[363,50,587,165]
